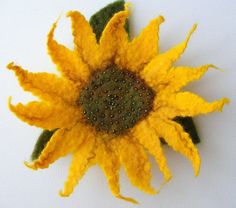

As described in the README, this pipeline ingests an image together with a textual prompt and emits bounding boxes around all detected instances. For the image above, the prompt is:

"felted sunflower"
[7,2,229,204]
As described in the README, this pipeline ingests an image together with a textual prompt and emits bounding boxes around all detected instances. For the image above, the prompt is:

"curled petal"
[7,62,78,105]
[96,138,137,204]
[25,123,92,170]
[67,11,100,69]
[149,117,200,176]
[25,123,91,170]
[155,92,229,118]
[60,133,96,196]
[116,16,164,72]
[119,136,156,194]
[99,4,130,69]
[155,64,216,93]
[9,100,80,130]
[141,24,197,88]
[132,120,172,182]
[48,21,90,82]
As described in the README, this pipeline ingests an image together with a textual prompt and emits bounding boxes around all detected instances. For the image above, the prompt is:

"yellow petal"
[67,11,101,70]
[116,16,164,72]
[155,92,229,118]
[95,138,138,204]
[7,62,78,105]
[9,99,80,130]
[141,24,197,88]
[25,122,92,170]
[119,136,156,194]
[132,120,172,182]
[154,64,215,93]
[99,5,130,69]
[48,21,90,82]
[60,133,95,197]
[149,117,200,176]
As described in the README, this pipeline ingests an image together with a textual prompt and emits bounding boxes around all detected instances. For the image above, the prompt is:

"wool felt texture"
[31,129,57,161]
[31,0,200,160]
[31,0,129,160]
[8,0,229,204]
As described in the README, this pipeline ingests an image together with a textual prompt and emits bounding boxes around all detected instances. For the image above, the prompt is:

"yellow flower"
[7,4,228,204]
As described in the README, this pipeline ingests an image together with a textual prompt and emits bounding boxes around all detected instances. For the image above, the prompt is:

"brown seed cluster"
[79,66,155,135]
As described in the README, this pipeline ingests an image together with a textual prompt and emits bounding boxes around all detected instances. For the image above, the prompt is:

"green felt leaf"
[161,117,200,145]
[174,117,200,144]
[31,0,200,160]
[89,0,129,40]
[31,129,57,161]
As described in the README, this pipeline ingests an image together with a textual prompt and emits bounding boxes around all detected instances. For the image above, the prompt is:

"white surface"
[0,0,235,207]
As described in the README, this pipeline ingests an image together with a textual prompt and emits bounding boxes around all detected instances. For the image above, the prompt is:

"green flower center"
[79,66,155,135]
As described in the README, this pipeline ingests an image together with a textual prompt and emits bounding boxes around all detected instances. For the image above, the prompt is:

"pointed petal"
[149,117,200,176]
[67,11,101,70]
[48,21,90,82]
[154,64,215,93]
[141,24,197,88]
[9,100,80,130]
[155,92,229,118]
[119,136,156,194]
[7,62,78,105]
[116,16,164,72]
[96,138,137,204]
[60,133,95,196]
[132,120,172,182]
[25,123,92,170]
[99,5,130,69]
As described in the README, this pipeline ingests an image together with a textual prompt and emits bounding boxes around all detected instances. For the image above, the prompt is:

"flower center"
[79,66,155,135]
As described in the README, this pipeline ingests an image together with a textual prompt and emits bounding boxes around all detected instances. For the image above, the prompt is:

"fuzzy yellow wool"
[115,16,164,72]
[8,4,229,204]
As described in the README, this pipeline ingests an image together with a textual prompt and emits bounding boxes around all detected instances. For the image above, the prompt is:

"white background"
[0,0,235,207]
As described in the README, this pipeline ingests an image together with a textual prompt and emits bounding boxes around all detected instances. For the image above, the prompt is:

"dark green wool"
[89,0,129,40]
[160,117,200,145]
[31,129,57,161]
[174,117,200,144]
[79,66,154,135]
[31,0,200,160]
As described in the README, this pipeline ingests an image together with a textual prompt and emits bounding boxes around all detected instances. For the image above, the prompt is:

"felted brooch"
[7,0,229,204]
